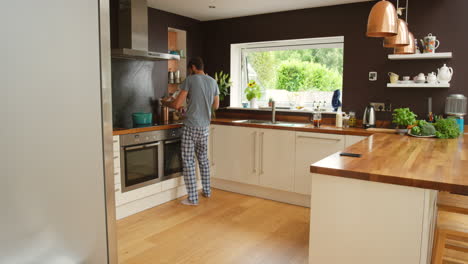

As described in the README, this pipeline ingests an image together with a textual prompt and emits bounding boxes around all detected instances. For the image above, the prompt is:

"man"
[163,57,219,206]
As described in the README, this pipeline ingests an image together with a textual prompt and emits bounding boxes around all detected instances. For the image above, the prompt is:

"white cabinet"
[211,125,367,196]
[257,128,295,192]
[211,125,259,185]
[345,135,367,148]
[294,132,345,195]
[211,125,295,191]
[309,173,437,264]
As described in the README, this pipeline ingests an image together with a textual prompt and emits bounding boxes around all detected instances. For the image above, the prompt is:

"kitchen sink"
[233,120,273,124]
[233,120,308,127]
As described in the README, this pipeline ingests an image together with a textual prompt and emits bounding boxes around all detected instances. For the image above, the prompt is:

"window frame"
[230,36,344,108]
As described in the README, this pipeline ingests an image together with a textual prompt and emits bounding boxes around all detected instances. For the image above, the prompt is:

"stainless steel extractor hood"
[111,0,180,61]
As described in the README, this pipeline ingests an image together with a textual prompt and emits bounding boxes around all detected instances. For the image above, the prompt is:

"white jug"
[437,64,453,84]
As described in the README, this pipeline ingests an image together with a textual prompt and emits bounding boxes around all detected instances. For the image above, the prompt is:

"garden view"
[245,48,344,109]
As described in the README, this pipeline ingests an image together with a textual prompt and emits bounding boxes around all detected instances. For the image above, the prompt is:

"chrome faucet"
[271,101,276,124]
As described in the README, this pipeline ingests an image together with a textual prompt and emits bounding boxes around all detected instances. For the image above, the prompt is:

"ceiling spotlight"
[209,5,216,8]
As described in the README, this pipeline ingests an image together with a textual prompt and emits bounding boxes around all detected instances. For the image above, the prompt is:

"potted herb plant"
[214,71,232,102]
[245,80,262,108]
[392,108,417,134]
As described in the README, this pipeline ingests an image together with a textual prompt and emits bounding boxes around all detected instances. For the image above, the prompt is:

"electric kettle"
[363,105,376,128]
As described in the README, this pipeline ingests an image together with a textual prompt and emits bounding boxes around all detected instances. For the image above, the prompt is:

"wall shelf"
[387,83,450,88]
[388,52,452,60]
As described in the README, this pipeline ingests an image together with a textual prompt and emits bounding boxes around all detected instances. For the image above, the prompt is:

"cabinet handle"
[113,140,118,143]
[113,156,119,159]
[297,135,342,142]
[252,131,257,174]
[210,127,215,166]
[260,132,264,175]
[115,188,120,192]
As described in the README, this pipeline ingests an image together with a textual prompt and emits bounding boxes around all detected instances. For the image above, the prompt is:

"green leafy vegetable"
[420,123,436,136]
[392,108,417,128]
[434,118,461,139]
[411,126,421,135]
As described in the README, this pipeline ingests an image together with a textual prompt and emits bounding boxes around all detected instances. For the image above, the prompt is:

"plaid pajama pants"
[181,126,211,204]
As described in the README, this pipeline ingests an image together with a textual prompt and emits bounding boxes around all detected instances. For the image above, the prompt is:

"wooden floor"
[117,189,310,264]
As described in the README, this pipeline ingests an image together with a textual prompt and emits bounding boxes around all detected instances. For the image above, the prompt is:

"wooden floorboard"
[117,189,310,264]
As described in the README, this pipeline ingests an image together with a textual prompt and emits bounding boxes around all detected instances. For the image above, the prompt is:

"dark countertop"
[310,133,468,194]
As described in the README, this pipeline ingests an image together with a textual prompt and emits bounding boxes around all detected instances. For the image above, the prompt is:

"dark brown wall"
[201,0,468,122]
[110,3,202,127]
[147,8,203,99]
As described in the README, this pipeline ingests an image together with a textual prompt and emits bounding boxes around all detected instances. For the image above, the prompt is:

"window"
[230,37,344,111]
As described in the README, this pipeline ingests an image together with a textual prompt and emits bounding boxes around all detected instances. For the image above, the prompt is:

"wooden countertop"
[113,123,183,136]
[114,118,392,136]
[310,133,468,194]
[211,118,385,136]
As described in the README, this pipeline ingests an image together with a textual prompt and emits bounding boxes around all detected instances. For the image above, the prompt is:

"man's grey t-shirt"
[180,74,219,128]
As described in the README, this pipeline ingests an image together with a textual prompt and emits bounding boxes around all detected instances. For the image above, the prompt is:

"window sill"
[226,107,338,115]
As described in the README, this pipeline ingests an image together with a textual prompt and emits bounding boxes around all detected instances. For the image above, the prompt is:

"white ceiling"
[147,0,371,21]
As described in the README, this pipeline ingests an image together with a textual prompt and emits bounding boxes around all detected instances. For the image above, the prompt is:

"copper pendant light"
[383,18,410,47]
[366,0,398,37]
[394,32,416,54]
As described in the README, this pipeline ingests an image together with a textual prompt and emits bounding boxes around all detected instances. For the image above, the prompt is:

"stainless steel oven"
[120,128,182,193]
[163,138,183,179]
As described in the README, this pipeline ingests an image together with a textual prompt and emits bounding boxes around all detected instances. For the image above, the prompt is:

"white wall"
[0,1,108,263]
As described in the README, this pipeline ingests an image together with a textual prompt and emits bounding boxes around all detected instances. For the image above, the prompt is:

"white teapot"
[414,73,426,83]
[437,64,453,84]
[427,72,437,84]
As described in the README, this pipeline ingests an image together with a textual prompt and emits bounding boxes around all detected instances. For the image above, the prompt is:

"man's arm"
[212,95,219,110]
[163,90,188,110]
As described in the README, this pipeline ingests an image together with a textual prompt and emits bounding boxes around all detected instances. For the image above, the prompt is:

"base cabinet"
[210,125,368,200]
[258,128,295,192]
[294,132,345,195]
[309,173,437,264]
[211,125,259,185]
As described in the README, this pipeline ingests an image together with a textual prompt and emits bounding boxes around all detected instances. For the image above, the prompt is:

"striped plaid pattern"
[181,126,211,204]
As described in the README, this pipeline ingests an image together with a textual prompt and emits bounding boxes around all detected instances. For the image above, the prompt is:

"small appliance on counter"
[445,94,467,134]
[363,104,376,129]
[132,112,153,128]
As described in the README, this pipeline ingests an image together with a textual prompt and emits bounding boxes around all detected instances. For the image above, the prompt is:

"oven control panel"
[120,128,182,147]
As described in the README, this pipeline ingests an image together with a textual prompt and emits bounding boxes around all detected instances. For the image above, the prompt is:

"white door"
[294,132,345,195]
[212,125,259,185]
[257,128,296,192]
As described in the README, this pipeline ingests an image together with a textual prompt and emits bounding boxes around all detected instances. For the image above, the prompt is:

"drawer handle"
[252,132,257,174]
[113,156,119,159]
[114,172,119,175]
[115,188,120,192]
[297,135,341,141]
[113,140,118,143]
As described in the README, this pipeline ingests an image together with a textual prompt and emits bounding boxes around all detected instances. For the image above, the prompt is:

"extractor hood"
[111,0,180,61]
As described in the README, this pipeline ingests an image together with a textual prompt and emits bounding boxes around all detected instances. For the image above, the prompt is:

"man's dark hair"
[187,57,204,71]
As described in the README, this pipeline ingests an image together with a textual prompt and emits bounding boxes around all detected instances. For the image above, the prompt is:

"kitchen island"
[309,133,468,264]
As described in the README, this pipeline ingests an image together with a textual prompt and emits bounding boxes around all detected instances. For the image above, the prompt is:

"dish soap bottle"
[336,107,343,128]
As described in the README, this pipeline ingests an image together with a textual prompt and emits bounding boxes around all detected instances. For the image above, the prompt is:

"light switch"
[369,72,377,81]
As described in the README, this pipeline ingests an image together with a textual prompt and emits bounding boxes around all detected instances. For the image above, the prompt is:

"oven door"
[121,142,162,192]
[163,139,183,180]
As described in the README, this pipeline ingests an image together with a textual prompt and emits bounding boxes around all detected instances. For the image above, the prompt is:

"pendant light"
[394,32,416,54]
[393,1,415,54]
[383,19,410,47]
[383,0,409,47]
[366,0,398,37]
